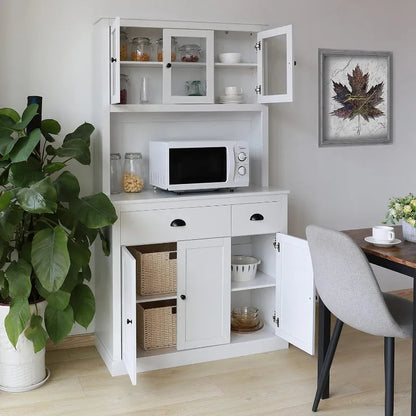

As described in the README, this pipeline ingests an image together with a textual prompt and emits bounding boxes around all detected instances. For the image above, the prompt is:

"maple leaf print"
[331,64,384,122]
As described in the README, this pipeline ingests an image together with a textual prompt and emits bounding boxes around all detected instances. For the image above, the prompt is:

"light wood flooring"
[0,323,412,416]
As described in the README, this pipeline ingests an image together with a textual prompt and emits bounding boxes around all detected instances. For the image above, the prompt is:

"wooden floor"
[0,324,412,416]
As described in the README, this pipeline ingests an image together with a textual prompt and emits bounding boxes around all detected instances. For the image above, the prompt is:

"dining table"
[317,226,416,414]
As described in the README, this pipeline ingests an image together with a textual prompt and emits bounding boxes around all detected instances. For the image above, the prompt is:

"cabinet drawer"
[232,201,283,236]
[120,205,231,245]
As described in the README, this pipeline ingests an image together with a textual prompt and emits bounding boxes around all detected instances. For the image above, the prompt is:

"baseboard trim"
[46,333,95,351]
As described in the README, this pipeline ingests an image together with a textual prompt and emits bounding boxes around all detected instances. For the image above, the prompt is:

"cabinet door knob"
[126,319,132,324]
[166,62,172,68]
[180,294,186,300]
[111,57,117,63]
[170,219,186,227]
[250,213,264,221]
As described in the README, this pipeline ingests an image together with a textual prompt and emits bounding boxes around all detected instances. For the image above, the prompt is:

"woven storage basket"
[131,243,177,296]
[137,300,177,351]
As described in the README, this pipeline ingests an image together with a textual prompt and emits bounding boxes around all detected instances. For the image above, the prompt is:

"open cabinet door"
[275,234,315,355]
[121,246,137,385]
[257,25,293,103]
[110,17,121,104]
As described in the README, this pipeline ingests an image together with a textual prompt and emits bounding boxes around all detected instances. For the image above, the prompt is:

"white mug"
[372,225,395,242]
[224,86,243,95]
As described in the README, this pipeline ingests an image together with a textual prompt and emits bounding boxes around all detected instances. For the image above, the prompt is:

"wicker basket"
[130,243,177,296]
[137,300,177,351]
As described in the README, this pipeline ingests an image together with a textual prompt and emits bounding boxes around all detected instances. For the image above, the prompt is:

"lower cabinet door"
[275,233,315,355]
[121,246,137,385]
[177,237,231,350]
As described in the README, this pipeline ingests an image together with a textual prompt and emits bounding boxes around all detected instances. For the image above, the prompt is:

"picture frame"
[318,49,392,147]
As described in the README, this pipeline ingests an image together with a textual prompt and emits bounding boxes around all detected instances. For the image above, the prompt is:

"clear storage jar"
[123,152,144,192]
[178,44,201,62]
[120,30,129,61]
[131,37,151,61]
[110,153,122,194]
[156,37,177,62]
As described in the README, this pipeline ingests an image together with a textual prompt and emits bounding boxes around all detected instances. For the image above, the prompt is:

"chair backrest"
[306,225,408,338]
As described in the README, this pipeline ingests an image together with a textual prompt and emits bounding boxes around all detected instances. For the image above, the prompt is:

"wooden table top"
[343,226,416,270]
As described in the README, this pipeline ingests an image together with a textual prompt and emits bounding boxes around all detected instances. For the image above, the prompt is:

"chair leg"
[384,337,395,416]
[312,318,344,412]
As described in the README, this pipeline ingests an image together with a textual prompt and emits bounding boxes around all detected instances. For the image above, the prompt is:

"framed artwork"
[319,49,392,146]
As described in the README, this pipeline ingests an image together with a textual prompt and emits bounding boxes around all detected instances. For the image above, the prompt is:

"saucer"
[364,236,402,247]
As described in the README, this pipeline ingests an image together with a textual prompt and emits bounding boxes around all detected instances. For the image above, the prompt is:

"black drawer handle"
[250,213,264,221]
[170,219,186,227]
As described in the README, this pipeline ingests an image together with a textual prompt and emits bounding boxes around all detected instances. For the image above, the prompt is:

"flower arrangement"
[385,193,416,227]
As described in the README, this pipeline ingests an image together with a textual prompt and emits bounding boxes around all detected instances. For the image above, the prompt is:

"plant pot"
[0,300,49,392]
[402,220,416,243]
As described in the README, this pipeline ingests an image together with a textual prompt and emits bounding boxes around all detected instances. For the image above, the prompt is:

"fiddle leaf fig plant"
[0,103,117,352]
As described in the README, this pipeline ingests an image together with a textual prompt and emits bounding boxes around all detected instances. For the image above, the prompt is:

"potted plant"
[0,102,117,391]
[385,193,416,242]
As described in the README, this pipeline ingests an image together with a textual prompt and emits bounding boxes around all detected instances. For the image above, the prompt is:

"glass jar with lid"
[123,152,144,192]
[120,30,129,61]
[156,37,177,62]
[178,44,201,62]
[110,153,122,194]
[120,73,128,104]
[131,37,151,61]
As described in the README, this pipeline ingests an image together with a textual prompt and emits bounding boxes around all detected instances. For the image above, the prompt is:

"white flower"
[389,208,397,217]
[394,203,403,212]
[406,218,416,226]
[403,205,412,214]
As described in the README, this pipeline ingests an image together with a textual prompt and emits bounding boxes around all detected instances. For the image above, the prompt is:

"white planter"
[0,300,49,392]
[402,220,416,243]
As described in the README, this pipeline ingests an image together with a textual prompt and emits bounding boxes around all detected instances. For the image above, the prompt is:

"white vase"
[402,220,416,243]
[0,300,48,392]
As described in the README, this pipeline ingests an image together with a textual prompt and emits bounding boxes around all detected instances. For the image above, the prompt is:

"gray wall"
[1,0,412,303]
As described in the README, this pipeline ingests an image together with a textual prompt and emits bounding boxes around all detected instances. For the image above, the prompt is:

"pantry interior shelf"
[231,270,276,292]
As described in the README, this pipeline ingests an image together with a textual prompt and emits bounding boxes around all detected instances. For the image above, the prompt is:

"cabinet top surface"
[111,187,289,208]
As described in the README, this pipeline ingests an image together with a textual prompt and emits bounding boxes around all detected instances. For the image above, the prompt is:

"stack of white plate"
[219,94,244,104]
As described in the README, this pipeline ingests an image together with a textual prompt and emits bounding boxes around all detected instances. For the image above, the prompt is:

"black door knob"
[180,294,186,300]
[166,62,172,68]
[126,319,132,324]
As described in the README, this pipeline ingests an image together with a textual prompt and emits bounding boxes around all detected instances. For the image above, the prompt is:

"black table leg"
[318,297,331,399]
[412,282,416,415]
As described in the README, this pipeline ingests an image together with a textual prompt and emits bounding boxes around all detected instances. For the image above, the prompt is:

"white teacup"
[372,225,395,242]
[224,86,243,95]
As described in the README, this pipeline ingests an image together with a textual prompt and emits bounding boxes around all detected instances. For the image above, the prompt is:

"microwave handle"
[170,219,186,227]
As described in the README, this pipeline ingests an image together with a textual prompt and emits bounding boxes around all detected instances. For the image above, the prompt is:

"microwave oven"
[149,140,249,192]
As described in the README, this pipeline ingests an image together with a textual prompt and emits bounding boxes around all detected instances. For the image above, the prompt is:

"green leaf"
[81,265,91,282]
[55,139,90,165]
[16,177,57,213]
[31,226,70,292]
[0,191,12,211]
[13,104,38,131]
[0,131,16,156]
[45,144,56,156]
[68,239,91,268]
[69,193,117,229]
[0,206,23,241]
[46,290,71,311]
[0,108,20,123]
[0,166,10,186]
[70,284,95,329]
[99,228,110,256]
[24,314,48,353]
[53,171,80,202]
[44,162,66,174]
[41,119,61,135]
[6,259,32,298]
[60,264,83,292]
[63,122,94,145]
[8,157,44,187]
[5,298,30,348]
[45,304,73,345]
[9,128,41,163]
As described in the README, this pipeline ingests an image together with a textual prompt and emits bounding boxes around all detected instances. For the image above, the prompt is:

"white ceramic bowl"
[231,255,261,281]
[219,52,241,64]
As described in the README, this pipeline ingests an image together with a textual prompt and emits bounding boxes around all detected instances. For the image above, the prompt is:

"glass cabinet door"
[163,29,214,104]
[110,17,121,104]
[256,25,293,103]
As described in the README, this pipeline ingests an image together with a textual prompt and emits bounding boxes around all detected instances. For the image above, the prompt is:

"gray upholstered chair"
[306,225,413,416]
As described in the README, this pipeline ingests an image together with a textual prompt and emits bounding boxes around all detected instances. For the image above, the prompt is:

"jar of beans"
[156,37,177,62]
[131,37,151,61]
[120,74,128,104]
[123,153,144,192]
[120,30,129,61]
[178,44,201,62]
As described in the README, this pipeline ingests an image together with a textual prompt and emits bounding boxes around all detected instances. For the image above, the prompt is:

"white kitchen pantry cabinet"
[92,17,314,385]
